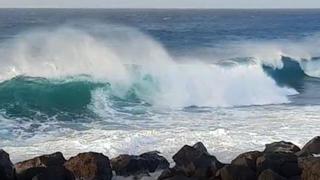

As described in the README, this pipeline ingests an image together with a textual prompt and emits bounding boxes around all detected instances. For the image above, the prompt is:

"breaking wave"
[2,24,320,119]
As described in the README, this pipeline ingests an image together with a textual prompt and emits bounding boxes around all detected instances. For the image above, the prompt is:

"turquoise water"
[0,9,320,163]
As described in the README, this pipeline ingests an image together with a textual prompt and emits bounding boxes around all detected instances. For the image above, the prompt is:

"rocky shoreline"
[1,136,320,180]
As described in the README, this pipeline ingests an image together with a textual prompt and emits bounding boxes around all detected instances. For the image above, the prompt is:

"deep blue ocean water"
[0,9,320,164]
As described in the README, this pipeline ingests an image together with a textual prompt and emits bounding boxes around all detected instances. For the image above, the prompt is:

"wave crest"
[0,24,297,114]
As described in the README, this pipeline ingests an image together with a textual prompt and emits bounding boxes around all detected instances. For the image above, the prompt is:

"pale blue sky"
[0,0,319,8]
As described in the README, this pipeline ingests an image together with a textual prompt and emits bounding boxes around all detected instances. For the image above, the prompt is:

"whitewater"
[1,9,320,165]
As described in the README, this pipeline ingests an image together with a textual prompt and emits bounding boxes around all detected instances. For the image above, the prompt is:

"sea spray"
[0,25,296,111]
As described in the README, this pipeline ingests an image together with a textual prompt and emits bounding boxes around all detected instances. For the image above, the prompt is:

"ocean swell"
[0,24,300,118]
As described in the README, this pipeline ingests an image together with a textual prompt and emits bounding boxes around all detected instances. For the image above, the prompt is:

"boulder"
[139,151,170,172]
[32,166,74,180]
[0,150,15,180]
[16,167,46,180]
[111,151,169,176]
[231,151,263,171]
[256,152,301,178]
[216,165,256,180]
[299,156,320,180]
[16,166,74,180]
[64,152,112,180]
[192,142,208,153]
[264,141,300,154]
[171,142,224,179]
[258,169,286,180]
[158,168,176,180]
[296,136,320,157]
[158,168,190,180]
[15,152,66,174]
[159,174,197,180]
[289,177,301,180]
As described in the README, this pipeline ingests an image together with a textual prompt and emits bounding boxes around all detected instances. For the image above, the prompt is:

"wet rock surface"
[216,164,256,180]
[296,136,320,157]
[231,151,263,171]
[15,152,66,174]
[299,156,320,180]
[258,169,286,180]
[111,151,169,177]
[64,152,112,180]
[2,136,320,180]
[160,142,224,180]
[264,141,301,154]
[256,152,301,178]
[0,150,15,180]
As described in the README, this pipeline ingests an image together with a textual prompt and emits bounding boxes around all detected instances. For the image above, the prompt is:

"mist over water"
[0,25,299,109]
[0,9,320,166]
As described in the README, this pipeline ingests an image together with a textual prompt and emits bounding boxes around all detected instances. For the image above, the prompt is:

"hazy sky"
[0,0,319,9]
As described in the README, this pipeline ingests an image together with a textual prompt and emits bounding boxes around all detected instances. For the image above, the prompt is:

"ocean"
[0,9,320,163]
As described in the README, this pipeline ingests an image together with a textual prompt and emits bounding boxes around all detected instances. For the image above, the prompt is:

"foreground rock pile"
[1,136,320,180]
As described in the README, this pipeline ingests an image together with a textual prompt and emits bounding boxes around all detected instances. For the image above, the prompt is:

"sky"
[0,0,319,9]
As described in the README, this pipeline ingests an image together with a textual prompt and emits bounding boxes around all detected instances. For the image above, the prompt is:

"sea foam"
[0,24,296,108]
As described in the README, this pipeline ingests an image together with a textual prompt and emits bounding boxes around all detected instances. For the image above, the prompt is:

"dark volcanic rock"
[0,150,15,180]
[264,141,301,154]
[64,152,112,180]
[32,166,74,180]
[111,151,169,176]
[258,169,286,180]
[15,152,69,180]
[256,152,301,178]
[289,177,301,180]
[158,168,197,180]
[231,151,263,171]
[15,152,66,174]
[171,142,224,179]
[159,174,197,180]
[140,151,170,172]
[299,156,320,180]
[216,165,256,180]
[158,168,176,180]
[16,167,46,180]
[192,142,208,153]
[17,166,74,180]
[296,136,320,157]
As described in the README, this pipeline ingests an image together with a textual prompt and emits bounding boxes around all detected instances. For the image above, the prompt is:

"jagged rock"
[216,165,256,180]
[296,136,320,157]
[15,152,66,174]
[159,174,197,180]
[31,166,74,180]
[231,151,263,171]
[140,151,170,172]
[15,152,69,180]
[158,168,175,180]
[158,168,191,180]
[171,142,224,179]
[256,152,301,178]
[258,169,286,180]
[0,150,15,180]
[111,151,169,176]
[264,141,301,154]
[16,167,46,180]
[299,156,320,180]
[192,142,208,153]
[289,177,301,180]
[64,152,112,180]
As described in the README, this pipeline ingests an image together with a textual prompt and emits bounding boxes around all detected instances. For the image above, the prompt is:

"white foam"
[0,24,296,108]
[198,34,320,77]
[3,105,320,165]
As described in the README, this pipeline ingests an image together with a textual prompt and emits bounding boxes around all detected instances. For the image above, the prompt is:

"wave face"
[0,76,104,119]
[2,10,320,165]
[0,24,299,119]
